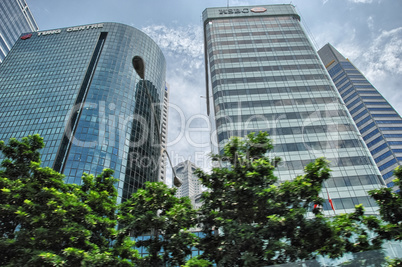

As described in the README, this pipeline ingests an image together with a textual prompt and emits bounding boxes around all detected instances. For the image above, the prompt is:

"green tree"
[0,134,137,266]
[1,133,396,266]
[196,132,384,266]
[183,256,213,267]
[369,167,402,266]
[117,181,198,267]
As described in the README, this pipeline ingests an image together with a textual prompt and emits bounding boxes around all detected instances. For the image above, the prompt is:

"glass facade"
[319,43,402,190]
[0,22,166,203]
[203,5,384,215]
[0,0,38,63]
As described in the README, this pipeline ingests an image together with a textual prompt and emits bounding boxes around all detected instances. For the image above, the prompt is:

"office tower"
[0,0,38,63]
[0,22,167,203]
[203,5,384,215]
[159,83,170,183]
[318,44,402,189]
[174,160,202,207]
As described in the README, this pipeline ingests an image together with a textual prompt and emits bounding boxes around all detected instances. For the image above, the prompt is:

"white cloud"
[334,27,402,114]
[141,24,211,173]
[362,27,402,79]
[141,24,203,61]
[347,0,373,3]
[359,27,402,113]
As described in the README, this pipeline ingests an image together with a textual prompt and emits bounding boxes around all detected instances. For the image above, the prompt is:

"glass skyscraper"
[0,22,166,203]
[203,4,384,215]
[0,0,38,63]
[319,43,402,189]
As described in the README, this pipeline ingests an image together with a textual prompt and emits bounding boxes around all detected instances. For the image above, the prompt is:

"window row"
[211,54,317,65]
[273,139,362,153]
[216,109,347,128]
[210,29,303,39]
[276,156,373,171]
[320,196,377,211]
[216,96,340,111]
[326,174,381,188]
[213,85,332,99]
[210,37,308,47]
[375,151,393,163]
[379,158,397,171]
[212,74,329,87]
[217,124,355,141]
[209,45,313,58]
[211,62,322,77]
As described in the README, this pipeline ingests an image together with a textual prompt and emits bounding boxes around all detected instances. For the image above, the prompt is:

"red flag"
[327,191,335,211]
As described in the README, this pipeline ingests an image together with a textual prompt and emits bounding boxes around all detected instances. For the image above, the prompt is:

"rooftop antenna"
[227,0,229,7]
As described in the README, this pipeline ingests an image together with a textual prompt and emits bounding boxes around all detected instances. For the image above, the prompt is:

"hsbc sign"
[219,8,249,15]
[251,7,267,13]
[20,33,32,40]
[218,7,267,15]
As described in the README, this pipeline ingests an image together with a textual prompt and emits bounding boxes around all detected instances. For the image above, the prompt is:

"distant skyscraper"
[318,43,402,189]
[159,83,170,183]
[0,0,38,62]
[203,4,384,215]
[0,22,167,203]
[174,160,202,207]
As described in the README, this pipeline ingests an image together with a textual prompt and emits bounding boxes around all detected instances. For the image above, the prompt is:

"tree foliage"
[0,134,137,266]
[196,132,387,266]
[369,167,402,265]
[1,133,401,266]
[117,181,198,266]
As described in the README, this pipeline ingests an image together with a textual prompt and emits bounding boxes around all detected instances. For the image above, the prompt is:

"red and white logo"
[250,7,267,13]
[20,33,32,40]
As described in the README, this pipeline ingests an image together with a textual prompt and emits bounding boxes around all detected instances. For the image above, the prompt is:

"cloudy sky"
[28,0,402,182]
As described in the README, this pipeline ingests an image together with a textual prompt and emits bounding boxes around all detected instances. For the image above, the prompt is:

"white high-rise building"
[173,161,202,207]
[203,4,384,215]
[159,83,169,183]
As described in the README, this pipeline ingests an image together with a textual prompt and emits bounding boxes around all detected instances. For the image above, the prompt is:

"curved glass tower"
[0,22,166,202]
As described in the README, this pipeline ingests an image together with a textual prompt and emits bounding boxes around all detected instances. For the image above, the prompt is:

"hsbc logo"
[251,7,267,13]
[20,33,32,40]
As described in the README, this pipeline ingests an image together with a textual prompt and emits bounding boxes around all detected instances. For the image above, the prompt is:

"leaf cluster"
[1,133,402,266]
[0,135,136,266]
[196,132,390,266]
[117,182,198,266]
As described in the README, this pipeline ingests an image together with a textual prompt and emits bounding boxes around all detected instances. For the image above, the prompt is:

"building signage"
[37,23,104,37]
[251,7,267,13]
[20,33,32,40]
[219,8,249,15]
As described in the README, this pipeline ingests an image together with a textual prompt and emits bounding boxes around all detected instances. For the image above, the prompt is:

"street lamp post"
[132,56,182,187]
